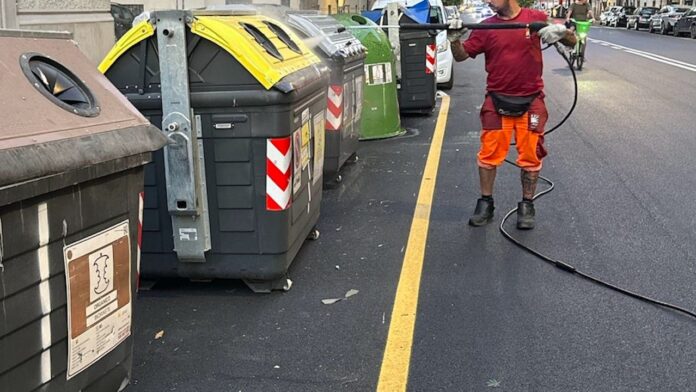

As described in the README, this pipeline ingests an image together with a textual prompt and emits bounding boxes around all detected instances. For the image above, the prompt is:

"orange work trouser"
[477,95,548,171]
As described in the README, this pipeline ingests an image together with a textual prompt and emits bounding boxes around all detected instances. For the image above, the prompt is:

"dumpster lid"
[285,12,366,59]
[0,28,73,40]
[99,11,322,90]
[1,32,166,188]
[193,5,258,16]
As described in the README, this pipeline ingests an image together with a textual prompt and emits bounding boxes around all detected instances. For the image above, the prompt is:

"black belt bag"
[488,92,539,117]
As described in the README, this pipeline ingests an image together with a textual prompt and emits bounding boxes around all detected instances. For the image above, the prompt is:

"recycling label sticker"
[366,63,393,86]
[301,109,311,170]
[355,75,364,119]
[293,127,303,195]
[64,220,132,379]
[312,112,325,185]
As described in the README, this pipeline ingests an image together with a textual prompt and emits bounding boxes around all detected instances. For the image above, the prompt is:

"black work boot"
[468,198,495,227]
[517,201,535,230]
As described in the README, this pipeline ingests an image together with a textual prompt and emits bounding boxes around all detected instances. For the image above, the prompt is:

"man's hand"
[538,24,567,44]
[447,19,467,42]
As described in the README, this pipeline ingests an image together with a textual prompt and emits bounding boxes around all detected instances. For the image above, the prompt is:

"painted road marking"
[377,93,450,392]
[588,38,696,73]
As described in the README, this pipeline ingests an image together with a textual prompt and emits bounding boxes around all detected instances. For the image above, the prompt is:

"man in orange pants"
[448,0,575,229]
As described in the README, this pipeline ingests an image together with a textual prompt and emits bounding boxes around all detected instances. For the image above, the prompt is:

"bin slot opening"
[22,54,100,117]
[352,15,368,25]
[263,22,302,55]
[240,23,283,61]
[177,200,188,209]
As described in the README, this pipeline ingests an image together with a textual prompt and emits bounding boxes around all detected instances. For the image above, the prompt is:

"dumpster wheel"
[324,175,343,190]
[307,226,320,241]
[243,276,293,293]
[346,153,359,164]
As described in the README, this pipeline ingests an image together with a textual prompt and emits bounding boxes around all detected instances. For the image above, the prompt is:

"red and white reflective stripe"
[266,137,292,211]
[425,44,436,74]
[326,85,343,131]
[136,191,144,291]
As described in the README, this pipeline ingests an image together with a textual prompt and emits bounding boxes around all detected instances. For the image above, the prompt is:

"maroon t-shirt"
[462,9,548,96]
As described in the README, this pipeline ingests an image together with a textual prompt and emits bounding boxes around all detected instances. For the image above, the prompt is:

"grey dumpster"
[370,5,438,114]
[284,11,367,183]
[0,29,166,392]
[396,13,438,114]
[100,10,330,292]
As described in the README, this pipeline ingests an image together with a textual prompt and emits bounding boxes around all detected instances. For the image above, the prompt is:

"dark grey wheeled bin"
[0,30,165,392]
[397,14,438,114]
[284,11,367,183]
[100,10,330,292]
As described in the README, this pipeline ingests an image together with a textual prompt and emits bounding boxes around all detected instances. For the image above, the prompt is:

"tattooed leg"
[521,170,539,201]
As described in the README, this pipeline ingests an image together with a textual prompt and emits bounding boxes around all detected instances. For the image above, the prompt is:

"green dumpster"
[333,14,403,140]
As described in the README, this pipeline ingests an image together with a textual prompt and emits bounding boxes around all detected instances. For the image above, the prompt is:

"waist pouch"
[488,92,539,117]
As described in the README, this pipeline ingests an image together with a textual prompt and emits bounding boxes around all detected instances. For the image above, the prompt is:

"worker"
[448,1,575,229]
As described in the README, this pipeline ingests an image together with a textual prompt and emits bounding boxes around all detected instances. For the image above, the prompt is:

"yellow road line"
[377,94,451,392]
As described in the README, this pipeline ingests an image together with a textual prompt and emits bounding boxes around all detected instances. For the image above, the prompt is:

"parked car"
[672,7,696,37]
[649,5,691,34]
[473,5,494,21]
[626,7,659,30]
[445,5,461,21]
[609,6,636,27]
[110,3,135,39]
[599,6,622,25]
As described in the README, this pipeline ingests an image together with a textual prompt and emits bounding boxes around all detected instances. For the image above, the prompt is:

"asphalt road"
[408,24,696,391]
[128,25,696,392]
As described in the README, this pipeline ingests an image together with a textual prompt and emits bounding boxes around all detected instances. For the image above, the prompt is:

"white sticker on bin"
[64,220,131,380]
[179,228,198,241]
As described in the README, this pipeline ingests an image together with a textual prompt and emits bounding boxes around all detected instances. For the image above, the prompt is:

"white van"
[371,0,455,90]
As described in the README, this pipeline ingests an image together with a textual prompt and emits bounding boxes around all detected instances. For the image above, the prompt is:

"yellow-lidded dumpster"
[100,10,330,293]
[0,30,165,392]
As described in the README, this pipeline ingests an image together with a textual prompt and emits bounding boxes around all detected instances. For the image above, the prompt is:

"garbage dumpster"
[395,13,438,114]
[367,4,438,114]
[0,30,166,392]
[99,10,330,292]
[284,11,366,183]
[333,14,403,140]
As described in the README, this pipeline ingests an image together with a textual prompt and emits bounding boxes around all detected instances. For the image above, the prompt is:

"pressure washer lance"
[341,21,549,32]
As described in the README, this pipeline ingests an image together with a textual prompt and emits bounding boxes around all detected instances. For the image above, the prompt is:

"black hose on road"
[499,44,696,320]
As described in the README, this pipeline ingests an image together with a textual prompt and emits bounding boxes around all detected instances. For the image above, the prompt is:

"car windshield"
[642,9,656,14]
[675,7,690,12]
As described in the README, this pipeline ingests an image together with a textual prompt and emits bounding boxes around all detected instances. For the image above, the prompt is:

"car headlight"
[437,41,448,53]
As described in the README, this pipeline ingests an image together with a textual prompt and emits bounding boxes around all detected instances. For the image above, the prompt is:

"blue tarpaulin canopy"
[361,10,382,23]
[362,0,431,24]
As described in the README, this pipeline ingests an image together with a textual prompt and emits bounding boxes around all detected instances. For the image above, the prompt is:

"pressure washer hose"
[499,43,696,320]
[365,20,696,319]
